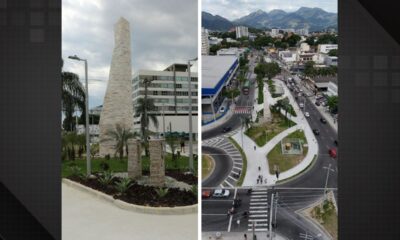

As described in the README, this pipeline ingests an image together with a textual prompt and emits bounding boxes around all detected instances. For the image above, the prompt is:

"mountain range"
[202,7,337,32]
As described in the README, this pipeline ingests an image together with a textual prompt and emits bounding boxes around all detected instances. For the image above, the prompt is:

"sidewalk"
[62,183,197,240]
[233,78,318,185]
[202,231,287,240]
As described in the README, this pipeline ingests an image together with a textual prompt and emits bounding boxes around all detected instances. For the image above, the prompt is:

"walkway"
[62,183,197,240]
[233,77,318,186]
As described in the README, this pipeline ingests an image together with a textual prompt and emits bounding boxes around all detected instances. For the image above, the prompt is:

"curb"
[62,178,198,215]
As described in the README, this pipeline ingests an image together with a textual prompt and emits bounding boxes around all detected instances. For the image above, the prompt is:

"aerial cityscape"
[201,1,338,239]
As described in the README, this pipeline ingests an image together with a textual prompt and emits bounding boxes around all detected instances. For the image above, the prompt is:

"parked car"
[222,126,232,133]
[213,189,230,198]
[315,101,321,106]
[320,118,327,124]
[298,93,302,97]
[304,112,310,117]
[299,103,304,108]
[202,190,212,199]
[313,129,320,135]
[329,148,337,158]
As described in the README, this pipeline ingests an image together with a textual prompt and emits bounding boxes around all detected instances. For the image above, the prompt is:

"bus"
[242,80,250,95]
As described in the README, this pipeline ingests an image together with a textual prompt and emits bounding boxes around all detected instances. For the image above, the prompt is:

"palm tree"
[102,124,136,160]
[62,59,85,132]
[166,135,179,168]
[134,97,159,155]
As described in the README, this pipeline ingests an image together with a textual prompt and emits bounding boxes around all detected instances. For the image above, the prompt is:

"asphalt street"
[202,146,233,187]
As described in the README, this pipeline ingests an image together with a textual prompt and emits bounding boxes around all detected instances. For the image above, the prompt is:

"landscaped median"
[245,112,295,147]
[228,137,247,186]
[202,154,215,180]
[267,129,308,174]
[63,178,197,215]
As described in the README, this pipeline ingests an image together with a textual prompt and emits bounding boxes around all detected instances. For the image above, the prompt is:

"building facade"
[132,64,198,138]
[235,26,249,39]
[201,27,209,55]
[318,44,338,54]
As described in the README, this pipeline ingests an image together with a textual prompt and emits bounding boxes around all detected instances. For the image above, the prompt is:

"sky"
[202,0,337,20]
[62,0,198,109]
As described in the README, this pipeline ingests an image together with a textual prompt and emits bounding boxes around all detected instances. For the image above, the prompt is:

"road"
[202,51,338,239]
[202,146,233,187]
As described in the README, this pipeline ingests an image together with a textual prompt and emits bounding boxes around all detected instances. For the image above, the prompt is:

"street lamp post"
[68,55,91,176]
[187,57,197,172]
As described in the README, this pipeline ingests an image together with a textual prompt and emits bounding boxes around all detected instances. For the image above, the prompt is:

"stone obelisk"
[99,17,134,157]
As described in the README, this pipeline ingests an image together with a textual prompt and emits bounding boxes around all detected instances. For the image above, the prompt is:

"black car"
[313,129,320,135]
[222,126,232,133]
[315,101,321,106]
[320,118,327,124]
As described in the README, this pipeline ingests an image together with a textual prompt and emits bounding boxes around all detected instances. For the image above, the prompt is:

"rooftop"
[202,55,238,91]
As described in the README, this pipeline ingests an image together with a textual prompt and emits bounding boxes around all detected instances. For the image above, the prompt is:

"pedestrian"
[260,175,263,182]
[257,178,259,184]
[258,166,261,171]
[254,145,256,150]
[237,219,240,227]
[264,178,268,184]
[244,233,247,240]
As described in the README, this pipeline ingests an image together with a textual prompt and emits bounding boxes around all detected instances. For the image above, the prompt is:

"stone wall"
[127,139,142,179]
[149,139,165,187]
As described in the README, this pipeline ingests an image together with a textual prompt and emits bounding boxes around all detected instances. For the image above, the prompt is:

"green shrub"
[115,178,133,194]
[98,171,114,186]
[156,187,169,198]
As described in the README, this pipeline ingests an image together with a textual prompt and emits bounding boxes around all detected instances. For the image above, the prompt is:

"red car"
[202,190,212,198]
[329,148,337,158]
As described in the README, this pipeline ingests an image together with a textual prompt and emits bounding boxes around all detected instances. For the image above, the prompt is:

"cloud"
[202,0,337,20]
[62,0,198,108]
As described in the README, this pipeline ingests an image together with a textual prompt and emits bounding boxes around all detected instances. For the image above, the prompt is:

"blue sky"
[202,0,337,20]
[62,0,198,109]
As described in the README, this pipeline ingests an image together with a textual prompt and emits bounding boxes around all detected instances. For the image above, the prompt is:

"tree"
[328,49,337,57]
[304,61,316,77]
[62,59,85,132]
[326,95,338,114]
[134,97,159,155]
[102,124,136,160]
[264,62,281,80]
[166,136,179,168]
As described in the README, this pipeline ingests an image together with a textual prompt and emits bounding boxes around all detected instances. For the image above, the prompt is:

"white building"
[327,82,338,96]
[317,44,338,54]
[226,38,237,43]
[236,26,249,38]
[299,42,310,52]
[132,64,198,139]
[296,28,309,36]
[76,124,100,143]
[271,28,279,37]
[324,56,338,66]
[217,47,246,58]
[278,51,297,63]
[201,27,210,55]
[209,36,222,45]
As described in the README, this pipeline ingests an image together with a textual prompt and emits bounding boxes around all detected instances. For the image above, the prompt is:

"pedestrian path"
[232,77,319,186]
[248,188,269,232]
[234,106,252,114]
[203,136,243,188]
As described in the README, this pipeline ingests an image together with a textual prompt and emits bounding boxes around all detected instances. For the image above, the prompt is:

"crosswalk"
[202,136,243,188]
[248,188,269,232]
[234,106,252,114]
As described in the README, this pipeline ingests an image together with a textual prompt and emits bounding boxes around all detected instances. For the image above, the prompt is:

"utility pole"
[323,164,335,200]
[269,193,275,240]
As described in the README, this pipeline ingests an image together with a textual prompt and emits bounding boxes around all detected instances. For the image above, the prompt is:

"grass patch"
[62,153,197,178]
[267,129,308,174]
[276,154,317,184]
[310,200,338,240]
[229,137,247,186]
[245,112,295,147]
[202,154,214,179]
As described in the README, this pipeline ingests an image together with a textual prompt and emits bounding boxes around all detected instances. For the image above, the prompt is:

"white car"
[299,103,304,108]
[305,112,310,117]
[213,189,230,198]
[219,106,225,113]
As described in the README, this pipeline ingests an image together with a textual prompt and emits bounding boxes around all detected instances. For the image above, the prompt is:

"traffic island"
[298,192,338,240]
[267,129,308,174]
